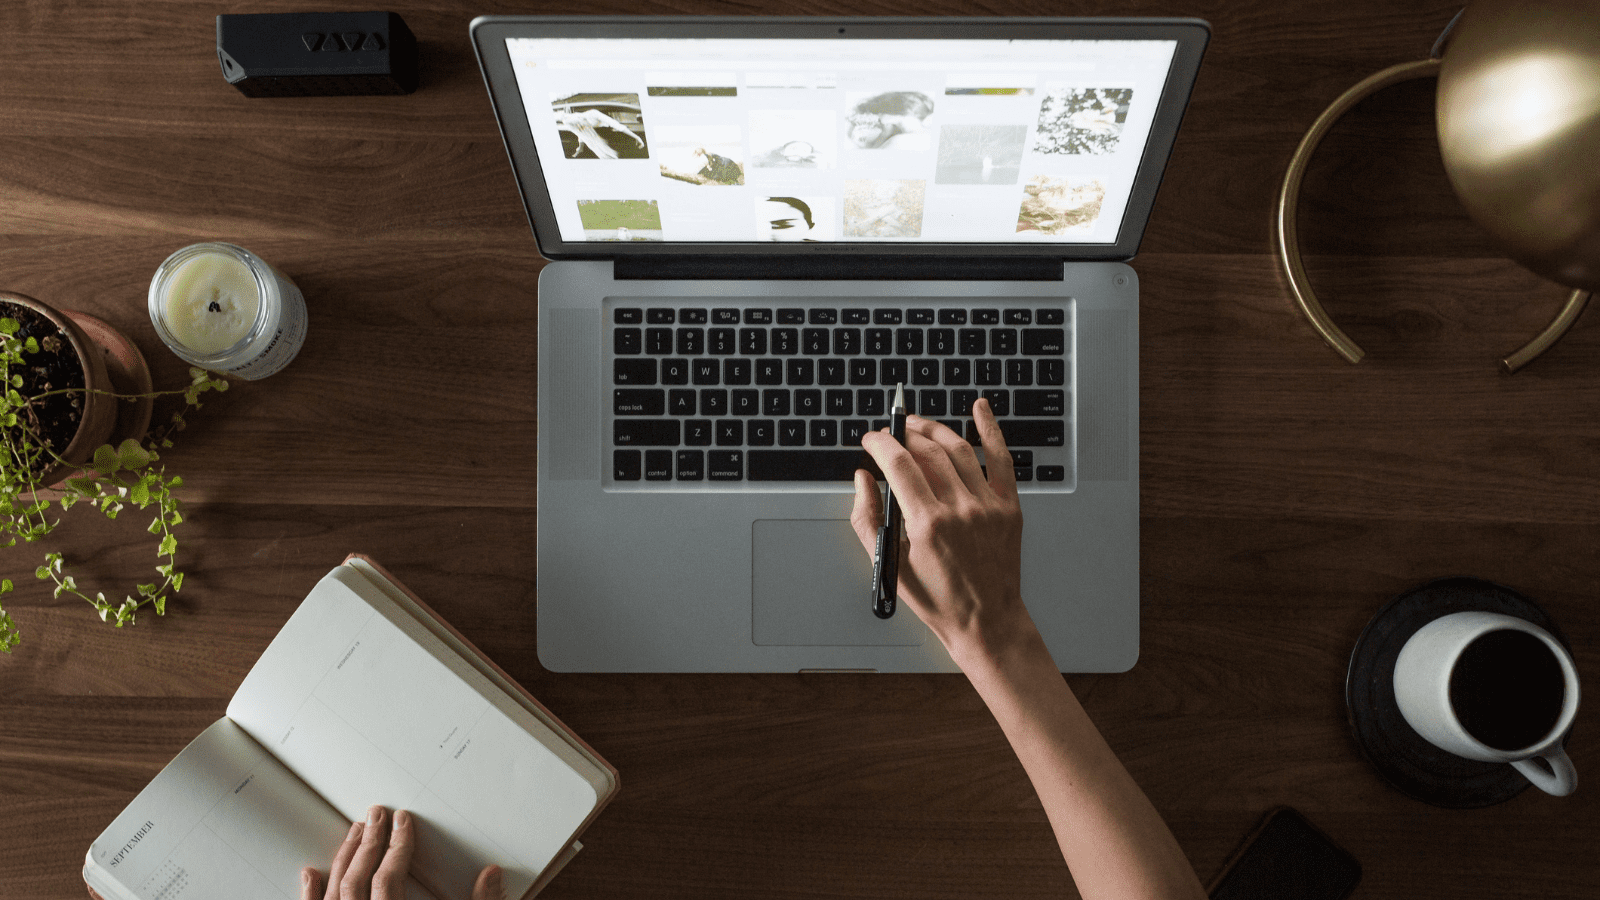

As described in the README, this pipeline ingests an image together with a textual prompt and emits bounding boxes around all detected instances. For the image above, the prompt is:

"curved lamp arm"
[1273,57,1592,373]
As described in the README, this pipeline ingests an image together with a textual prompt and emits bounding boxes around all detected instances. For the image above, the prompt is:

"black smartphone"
[1208,807,1362,900]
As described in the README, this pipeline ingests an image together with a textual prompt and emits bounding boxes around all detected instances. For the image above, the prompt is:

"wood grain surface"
[3,2,1597,898]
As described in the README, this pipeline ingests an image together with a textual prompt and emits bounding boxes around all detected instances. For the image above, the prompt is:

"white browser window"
[506,37,1177,245]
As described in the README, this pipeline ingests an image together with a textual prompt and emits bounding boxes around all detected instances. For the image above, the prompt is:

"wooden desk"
[3,2,1595,897]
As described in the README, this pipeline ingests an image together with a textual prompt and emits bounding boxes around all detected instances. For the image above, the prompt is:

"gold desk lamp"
[1277,0,1600,372]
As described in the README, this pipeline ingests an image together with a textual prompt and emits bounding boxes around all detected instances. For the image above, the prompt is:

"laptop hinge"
[612,255,1064,282]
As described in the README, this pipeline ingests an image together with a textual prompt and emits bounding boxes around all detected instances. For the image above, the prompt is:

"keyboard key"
[1038,308,1065,325]
[731,389,759,415]
[684,419,712,446]
[1014,389,1065,416]
[979,419,1065,447]
[676,327,704,355]
[938,308,968,325]
[662,358,689,384]
[842,308,871,324]
[739,328,767,355]
[975,359,1002,385]
[778,420,807,445]
[1003,309,1032,325]
[708,450,744,481]
[1014,467,1033,483]
[880,359,908,386]
[680,308,708,325]
[772,328,799,354]
[826,389,853,416]
[700,389,728,416]
[749,449,878,481]
[818,358,846,385]
[865,328,893,354]
[613,449,641,480]
[614,419,679,446]
[972,309,1000,325]
[991,329,1018,355]
[724,359,752,385]
[928,328,955,355]
[646,327,673,354]
[874,308,903,324]
[896,328,924,355]
[743,308,773,324]
[959,328,986,355]
[842,420,869,445]
[763,389,791,416]
[748,419,775,446]
[802,328,829,354]
[777,308,805,324]
[794,389,822,416]
[614,358,657,385]
[1009,450,1035,468]
[980,389,1010,416]
[755,358,784,385]
[614,389,665,415]
[647,308,676,324]
[1006,359,1033,386]
[1039,359,1065,385]
[716,420,743,446]
[849,358,877,385]
[786,358,814,385]
[833,328,862,355]
[1038,465,1065,481]
[911,359,939,386]
[810,419,837,446]
[709,328,736,354]
[1023,328,1066,355]
[943,359,971,385]
[692,359,719,385]
[951,389,978,416]
[614,308,643,324]
[712,308,740,324]
[614,328,642,354]
[668,389,696,415]
[645,449,672,480]
[907,308,935,325]
[808,309,838,325]
[858,389,885,416]
[919,389,947,417]
[676,450,704,480]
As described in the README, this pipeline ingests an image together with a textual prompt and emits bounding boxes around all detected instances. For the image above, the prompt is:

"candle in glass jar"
[161,250,261,353]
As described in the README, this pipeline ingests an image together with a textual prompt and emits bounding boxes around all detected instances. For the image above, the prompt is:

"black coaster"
[1345,577,1570,808]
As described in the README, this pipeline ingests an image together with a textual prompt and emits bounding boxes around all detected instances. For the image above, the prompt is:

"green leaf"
[34,566,48,580]
[1,578,11,592]
[148,517,163,534]
[154,595,167,615]
[92,444,120,474]
[170,572,184,592]
[130,478,150,506]
[0,317,17,334]
[158,533,177,557]
[116,439,151,471]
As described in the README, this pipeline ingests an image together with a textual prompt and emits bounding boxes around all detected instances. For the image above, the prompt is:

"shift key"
[614,419,680,446]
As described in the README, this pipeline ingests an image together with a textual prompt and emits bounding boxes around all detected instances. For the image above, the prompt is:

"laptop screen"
[473,18,1209,260]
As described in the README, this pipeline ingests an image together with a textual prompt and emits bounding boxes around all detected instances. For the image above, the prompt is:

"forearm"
[958,631,1207,900]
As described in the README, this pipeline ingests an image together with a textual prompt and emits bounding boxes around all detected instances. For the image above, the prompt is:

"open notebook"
[83,556,617,900]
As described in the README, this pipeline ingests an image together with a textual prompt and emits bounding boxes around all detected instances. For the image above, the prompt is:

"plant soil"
[3,302,87,480]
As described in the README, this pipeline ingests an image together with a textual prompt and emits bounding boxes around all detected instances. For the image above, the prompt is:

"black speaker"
[216,11,418,97]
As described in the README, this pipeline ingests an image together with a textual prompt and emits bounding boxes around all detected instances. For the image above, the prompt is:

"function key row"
[614,326,1066,357]
[613,307,1065,326]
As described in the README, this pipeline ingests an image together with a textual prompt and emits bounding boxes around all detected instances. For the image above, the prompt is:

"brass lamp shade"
[1277,0,1600,371]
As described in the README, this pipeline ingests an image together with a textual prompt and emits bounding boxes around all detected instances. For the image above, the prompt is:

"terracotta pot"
[0,291,119,487]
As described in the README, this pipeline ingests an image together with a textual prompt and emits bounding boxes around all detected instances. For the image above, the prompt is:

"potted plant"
[0,290,227,652]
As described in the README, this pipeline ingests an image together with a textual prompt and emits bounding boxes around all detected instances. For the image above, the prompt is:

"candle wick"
[208,301,222,312]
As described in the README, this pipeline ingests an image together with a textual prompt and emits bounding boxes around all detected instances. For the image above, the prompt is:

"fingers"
[905,415,987,497]
[371,809,415,900]
[302,867,322,900]
[325,820,364,900]
[859,430,938,516]
[473,865,506,900]
[971,399,1017,499]
[849,468,884,555]
[341,806,390,900]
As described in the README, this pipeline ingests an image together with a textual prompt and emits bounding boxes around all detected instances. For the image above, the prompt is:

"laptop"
[470,16,1208,672]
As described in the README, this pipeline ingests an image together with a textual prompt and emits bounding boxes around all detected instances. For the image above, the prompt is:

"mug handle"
[1513,747,1578,797]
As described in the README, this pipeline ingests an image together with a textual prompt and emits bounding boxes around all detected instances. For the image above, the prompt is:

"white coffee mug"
[1394,611,1580,796]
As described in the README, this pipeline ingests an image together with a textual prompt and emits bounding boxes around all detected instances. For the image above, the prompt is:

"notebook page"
[225,568,598,900]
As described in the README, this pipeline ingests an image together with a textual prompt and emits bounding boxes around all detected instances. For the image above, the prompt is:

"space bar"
[748,450,880,481]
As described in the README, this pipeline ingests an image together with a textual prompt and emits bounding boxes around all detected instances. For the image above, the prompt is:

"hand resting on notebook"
[851,400,1207,900]
[301,805,503,900]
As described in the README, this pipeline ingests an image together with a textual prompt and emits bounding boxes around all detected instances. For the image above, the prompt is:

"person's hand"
[850,398,1036,668]
[301,805,504,900]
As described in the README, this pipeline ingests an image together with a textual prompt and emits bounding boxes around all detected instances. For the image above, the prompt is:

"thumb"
[849,468,884,557]
[473,865,504,900]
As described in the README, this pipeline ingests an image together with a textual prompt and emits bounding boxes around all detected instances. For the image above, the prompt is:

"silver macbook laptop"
[470,16,1208,672]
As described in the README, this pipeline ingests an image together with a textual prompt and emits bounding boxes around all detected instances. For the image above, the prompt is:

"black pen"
[871,383,907,619]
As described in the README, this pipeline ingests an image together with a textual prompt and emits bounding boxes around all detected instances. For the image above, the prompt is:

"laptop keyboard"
[605,299,1074,490]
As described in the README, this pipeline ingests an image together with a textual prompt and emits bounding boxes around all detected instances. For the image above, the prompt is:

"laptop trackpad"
[752,519,926,646]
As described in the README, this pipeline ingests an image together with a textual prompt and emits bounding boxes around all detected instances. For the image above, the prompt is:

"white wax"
[162,251,261,353]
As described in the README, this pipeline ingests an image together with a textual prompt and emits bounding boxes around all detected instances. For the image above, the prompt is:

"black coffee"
[1448,629,1566,751]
